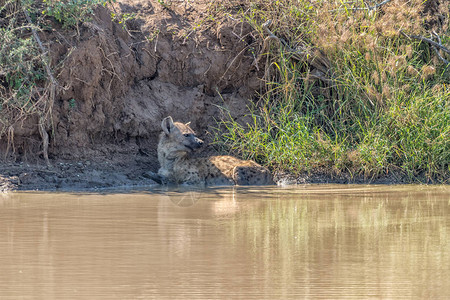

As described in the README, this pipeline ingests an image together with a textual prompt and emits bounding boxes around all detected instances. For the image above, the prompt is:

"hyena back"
[156,116,274,185]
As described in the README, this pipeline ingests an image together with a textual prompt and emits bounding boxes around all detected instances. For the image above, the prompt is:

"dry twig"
[369,0,393,11]
[330,0,392,12]
[400,30,450,68]
[258,20,333,83]
[23,8,58,167]
[400,30,450,55]
[431,31,450,68]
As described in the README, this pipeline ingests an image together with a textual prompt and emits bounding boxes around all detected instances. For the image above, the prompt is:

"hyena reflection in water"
[150,116,274,186]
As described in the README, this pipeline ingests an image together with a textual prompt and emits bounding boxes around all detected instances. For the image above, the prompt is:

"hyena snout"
[194,137,204,147]
[192,136,204,149]
[184,135,204,151]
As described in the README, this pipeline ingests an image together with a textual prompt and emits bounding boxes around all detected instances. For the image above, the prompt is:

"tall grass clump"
[216,0,449,182]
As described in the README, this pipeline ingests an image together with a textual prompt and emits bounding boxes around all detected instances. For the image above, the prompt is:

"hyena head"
[160,116,204,153]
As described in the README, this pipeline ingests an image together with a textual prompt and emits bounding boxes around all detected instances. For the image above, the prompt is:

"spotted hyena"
[150,116,274,185]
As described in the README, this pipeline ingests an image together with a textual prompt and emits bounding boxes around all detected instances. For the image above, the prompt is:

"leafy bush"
[42,0,114,28]
[0,25,45,117]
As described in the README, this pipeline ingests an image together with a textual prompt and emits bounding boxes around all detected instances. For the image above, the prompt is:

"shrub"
[42,0,114,28]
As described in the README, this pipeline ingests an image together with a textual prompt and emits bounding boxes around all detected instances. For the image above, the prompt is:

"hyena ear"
[161,116,174,135]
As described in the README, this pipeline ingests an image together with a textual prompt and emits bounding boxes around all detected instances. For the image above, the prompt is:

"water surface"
[0,185,449,299]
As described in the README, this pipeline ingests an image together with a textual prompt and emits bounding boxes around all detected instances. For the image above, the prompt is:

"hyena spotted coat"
[154,116,274,185]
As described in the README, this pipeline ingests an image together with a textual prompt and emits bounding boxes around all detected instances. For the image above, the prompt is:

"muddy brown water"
[0,185,449,299]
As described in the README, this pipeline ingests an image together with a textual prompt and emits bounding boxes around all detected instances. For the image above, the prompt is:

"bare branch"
[401,30,450,69]
[329,0,392,12]
[431,31,450,68]
[23,8,57,167]
[371,0,392,10]
[432,47,449,66]
[259,20,332,83]
[23,10,59,87]
[432,31,442,45]
[400,30,450,55]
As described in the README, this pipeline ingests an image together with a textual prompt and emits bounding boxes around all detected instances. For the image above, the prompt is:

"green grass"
[215,0,450,182]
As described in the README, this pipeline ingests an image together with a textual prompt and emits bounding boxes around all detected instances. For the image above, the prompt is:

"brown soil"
[1,0,265,191]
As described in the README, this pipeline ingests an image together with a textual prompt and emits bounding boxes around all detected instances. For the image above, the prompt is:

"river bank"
[0,159,425,192]
[0,1,448,190]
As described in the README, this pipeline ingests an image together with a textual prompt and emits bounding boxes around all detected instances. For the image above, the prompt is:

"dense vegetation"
[1,0,449,183]
[215,0,450,183]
